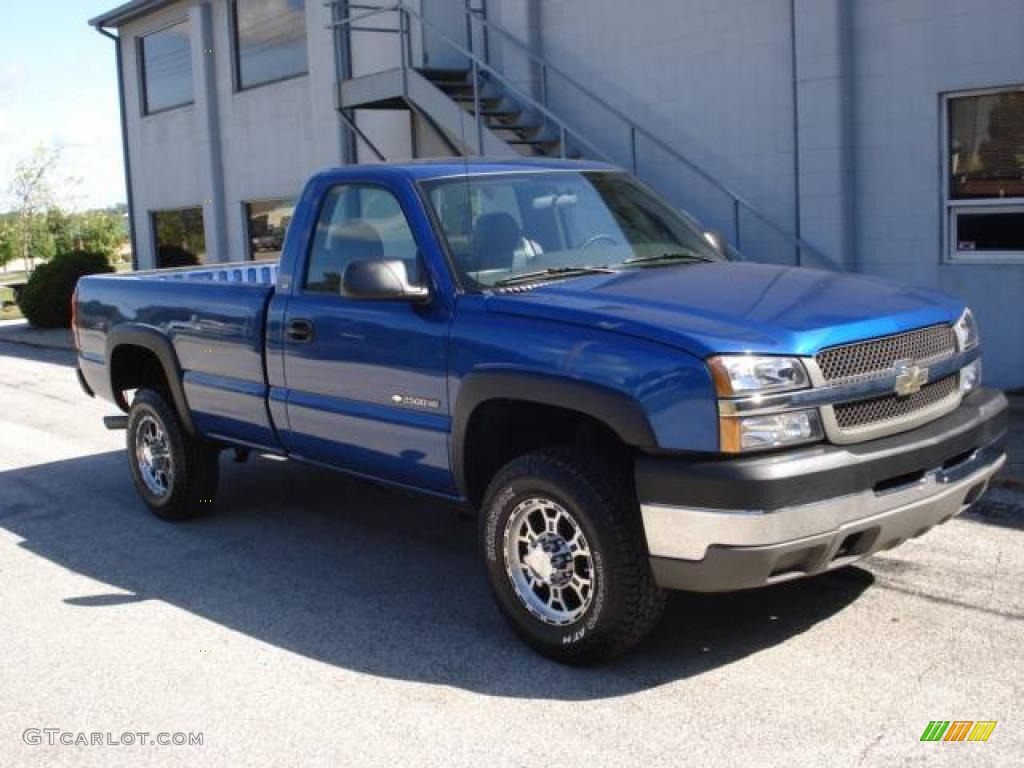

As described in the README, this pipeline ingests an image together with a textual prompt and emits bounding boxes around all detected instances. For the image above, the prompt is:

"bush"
[18,250,114,328]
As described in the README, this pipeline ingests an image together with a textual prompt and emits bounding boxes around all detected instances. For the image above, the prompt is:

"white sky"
[0,2,127,211]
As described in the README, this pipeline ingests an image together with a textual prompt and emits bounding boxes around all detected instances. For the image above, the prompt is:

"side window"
[305,185,420,293]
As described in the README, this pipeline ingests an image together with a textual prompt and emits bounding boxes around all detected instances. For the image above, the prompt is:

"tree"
[0,221,15,273]
[45,208,124,259]
[76,210,126,258]
[7,145,60,272]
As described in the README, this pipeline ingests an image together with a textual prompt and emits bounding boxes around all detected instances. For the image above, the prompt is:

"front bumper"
[638,388,1008,592]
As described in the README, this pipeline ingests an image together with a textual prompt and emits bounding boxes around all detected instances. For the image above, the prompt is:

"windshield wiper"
[623,252,717,266]
[492,266,616,288]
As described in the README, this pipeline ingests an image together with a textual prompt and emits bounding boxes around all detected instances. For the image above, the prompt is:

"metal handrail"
[327,1,836,268]
[330,2,615,165]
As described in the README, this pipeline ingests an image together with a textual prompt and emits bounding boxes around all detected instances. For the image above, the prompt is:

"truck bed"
[137,260,280,285]
[76,262,281,451]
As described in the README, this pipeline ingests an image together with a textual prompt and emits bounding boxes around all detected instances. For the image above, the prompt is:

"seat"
[311,221,384,292]
[471,212,521,272]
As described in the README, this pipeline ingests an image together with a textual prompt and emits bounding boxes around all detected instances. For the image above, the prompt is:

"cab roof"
[314,157,622,184]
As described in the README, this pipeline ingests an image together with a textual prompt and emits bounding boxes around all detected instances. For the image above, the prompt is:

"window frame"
[150,205,207,267]
[942,85,1024,264]
[137,17,195,117]
[301,182,425,296]
[241,196,297,261]
[229,0,309,93]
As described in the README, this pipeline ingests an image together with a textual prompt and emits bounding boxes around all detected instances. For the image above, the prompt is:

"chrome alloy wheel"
[502,497,595,626]
[135,414,173,498]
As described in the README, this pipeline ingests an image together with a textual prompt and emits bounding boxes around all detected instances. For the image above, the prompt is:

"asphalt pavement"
[1,340,1021,767]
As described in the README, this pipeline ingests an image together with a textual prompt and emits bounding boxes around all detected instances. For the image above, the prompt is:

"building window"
[946,87,1024,262]
[244,198,295,261]
[152,208,206,267]
[232,0,308,90]
[140,20,193,114]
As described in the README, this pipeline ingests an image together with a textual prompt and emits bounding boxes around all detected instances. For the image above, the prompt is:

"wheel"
[126,388,220,521]
[480,447,666,664]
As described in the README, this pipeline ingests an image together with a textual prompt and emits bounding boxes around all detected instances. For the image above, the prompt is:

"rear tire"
[480,447,666,664]
[126,388,219,521]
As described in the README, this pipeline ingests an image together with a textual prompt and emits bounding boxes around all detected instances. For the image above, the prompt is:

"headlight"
[960,359,982,393]
[720,409,823,452]
[708,355,810,396]
[954,308,979,351]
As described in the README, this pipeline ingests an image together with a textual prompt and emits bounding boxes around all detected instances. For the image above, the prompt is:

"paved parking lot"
[1,340,1022,767]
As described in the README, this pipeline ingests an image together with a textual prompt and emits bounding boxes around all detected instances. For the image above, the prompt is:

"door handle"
[287,319,314,342]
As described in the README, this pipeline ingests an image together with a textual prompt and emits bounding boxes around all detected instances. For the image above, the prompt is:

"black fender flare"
[106,324,197,435]
[450,370,659,497]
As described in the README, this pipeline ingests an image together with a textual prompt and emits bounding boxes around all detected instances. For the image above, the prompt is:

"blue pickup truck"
[75,159,1008,663]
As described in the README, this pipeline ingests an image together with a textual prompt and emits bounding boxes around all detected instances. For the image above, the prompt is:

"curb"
[0,324,75,353]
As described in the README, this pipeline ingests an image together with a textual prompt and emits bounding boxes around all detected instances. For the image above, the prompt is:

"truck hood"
[484,262,964,358]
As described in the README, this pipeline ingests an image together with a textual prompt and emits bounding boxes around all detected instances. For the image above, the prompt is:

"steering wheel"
[579,233,620,250]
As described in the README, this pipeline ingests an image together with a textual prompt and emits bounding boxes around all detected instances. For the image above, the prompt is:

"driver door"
[280,182,453,494]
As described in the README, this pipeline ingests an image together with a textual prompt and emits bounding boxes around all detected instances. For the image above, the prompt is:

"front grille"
[816,324,956,383]
[833,374,959,429]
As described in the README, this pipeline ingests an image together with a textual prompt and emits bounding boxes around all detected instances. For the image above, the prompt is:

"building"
[90,1,1023,386]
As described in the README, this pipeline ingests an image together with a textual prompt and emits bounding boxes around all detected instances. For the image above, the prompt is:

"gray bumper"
[638,389,1008,592]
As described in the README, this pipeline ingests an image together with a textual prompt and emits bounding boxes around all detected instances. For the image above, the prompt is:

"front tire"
[127,388,220,521]
[480,447,666,664]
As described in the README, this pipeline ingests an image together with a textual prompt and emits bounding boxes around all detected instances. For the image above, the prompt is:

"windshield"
[422,171,723,289]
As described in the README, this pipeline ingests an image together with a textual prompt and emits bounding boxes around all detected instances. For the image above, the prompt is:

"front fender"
[449,305,720,496]
[451,370,659,496]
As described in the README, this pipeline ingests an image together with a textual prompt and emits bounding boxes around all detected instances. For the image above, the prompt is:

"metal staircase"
[419,68,567,158]
[329,2,835,269]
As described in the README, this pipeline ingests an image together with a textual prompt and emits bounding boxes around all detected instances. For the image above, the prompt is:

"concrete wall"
[120,2,206,268]
[119,0,343,268]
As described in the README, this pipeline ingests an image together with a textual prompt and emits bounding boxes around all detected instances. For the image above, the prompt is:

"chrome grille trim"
[833,375,959,429]
[816,324,957,384]
[804,324,964,444]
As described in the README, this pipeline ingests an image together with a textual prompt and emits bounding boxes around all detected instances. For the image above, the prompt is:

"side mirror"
[703,229,727,257]
[342,259,430,302]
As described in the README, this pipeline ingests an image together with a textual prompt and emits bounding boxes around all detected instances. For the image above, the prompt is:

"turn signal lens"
[720,409,823,452]
[960,359,982,393]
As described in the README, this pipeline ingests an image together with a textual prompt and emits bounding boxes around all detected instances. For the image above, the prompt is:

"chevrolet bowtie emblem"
[893,361,929,396]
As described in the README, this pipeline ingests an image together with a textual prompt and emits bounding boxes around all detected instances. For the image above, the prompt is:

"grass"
[0,270,27,285]
[0,304,22,321]
[0,284,22,320]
